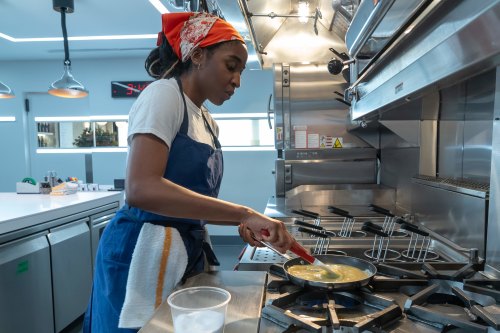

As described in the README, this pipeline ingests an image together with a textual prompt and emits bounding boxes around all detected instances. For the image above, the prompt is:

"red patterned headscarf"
[157,12,245,63]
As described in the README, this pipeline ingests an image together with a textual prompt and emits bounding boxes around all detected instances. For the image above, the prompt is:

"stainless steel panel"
[0,233,54,333]
[346,120,381,149]
[273,64,284,150]
[278,148,378,194]
[379,120,420,147]
[463,120,493,182]
[139,271,266,333]
[346,0,430,72]
[283,64,291,149]
[486,66,500,275]
[462,69,495,182]
[283,159,376,192]
[380,146,420,214]
[412,182,487,257]
[419,120,437,177]
[438,121,465,178]
[283,147,376,160]
[284,184,395,208]
[48,219,92,332]
[350,0,500,120]
[275,63,358,149]
[438,68,495,181]
[275,158,285,197]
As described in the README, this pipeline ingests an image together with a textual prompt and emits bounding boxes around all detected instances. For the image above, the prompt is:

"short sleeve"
[127,79,183,148]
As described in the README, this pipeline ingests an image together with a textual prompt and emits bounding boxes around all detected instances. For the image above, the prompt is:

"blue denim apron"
[83,77,223,333]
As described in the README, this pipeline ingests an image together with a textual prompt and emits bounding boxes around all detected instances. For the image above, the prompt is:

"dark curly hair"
[145,33,240,79]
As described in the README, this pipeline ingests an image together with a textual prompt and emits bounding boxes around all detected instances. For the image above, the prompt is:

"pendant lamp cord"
[60,7,71,66]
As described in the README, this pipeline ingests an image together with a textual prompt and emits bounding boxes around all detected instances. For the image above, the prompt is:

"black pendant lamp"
[48,0,88,98]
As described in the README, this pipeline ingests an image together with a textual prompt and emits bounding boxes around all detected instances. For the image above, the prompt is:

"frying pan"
[271,254,377,291]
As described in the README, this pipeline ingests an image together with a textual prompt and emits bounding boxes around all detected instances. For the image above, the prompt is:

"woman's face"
[198,41,248,106]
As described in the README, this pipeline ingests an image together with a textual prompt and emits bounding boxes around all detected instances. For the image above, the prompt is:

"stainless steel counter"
[139,271,267,333]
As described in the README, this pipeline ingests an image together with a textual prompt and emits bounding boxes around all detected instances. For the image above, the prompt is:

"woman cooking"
[83,12,295,333]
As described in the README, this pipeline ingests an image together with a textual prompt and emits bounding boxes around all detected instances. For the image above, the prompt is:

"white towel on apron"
[119,223,188,329]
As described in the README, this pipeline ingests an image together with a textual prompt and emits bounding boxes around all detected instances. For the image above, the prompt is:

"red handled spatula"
[260,229,340,279]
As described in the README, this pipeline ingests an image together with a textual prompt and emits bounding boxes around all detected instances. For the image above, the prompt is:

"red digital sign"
[111,81,153,98]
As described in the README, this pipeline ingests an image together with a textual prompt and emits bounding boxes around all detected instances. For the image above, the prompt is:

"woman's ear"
[190,47,204,69]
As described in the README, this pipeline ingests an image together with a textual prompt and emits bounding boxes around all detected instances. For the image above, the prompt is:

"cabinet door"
[48,219,92,332]
[0,233,54,333]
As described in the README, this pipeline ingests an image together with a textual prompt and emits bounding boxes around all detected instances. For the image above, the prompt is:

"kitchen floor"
[68,237,245,333]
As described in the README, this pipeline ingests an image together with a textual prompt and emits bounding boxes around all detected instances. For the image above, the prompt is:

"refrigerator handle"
[267,93,273,129]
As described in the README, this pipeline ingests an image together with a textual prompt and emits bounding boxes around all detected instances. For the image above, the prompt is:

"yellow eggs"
[287,264,368,283]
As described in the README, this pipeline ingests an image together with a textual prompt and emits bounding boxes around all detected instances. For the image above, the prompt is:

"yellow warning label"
[334,138,343,148]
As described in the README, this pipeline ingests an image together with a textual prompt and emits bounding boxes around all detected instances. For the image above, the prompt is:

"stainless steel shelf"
[412,175,489,198]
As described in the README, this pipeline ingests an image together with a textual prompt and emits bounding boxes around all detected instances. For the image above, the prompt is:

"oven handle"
[93,220,110,232]
[92,213,115,226]
[267,93,273,129]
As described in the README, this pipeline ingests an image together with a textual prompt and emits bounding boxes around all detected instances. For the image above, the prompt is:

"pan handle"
[269,264,288,279]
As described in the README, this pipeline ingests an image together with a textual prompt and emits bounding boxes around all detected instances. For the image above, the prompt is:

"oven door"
[90,210,116,272]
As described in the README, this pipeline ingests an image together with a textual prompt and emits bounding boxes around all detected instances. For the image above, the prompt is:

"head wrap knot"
[158,12,245,63]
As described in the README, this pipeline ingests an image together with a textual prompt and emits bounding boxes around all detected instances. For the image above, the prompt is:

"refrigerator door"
[0,232,54,333]
[48,218,92,332]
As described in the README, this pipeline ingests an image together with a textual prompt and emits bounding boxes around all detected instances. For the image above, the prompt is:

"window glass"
[216,117,274,147]
[71,122,93,147]
[34,115,274,150]
[36,120,128,149]
[37,122,60,148]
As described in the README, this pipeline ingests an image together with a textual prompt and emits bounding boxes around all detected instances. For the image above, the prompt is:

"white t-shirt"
[127,78,219,149]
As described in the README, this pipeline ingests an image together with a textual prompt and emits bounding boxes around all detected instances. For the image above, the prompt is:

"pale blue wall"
[0,58,276,235]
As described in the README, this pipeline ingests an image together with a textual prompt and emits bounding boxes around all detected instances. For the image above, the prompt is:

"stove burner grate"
[404,283,500,332]
[263,287,402,332]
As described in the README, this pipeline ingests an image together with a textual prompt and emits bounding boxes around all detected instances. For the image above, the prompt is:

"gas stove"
[239,201,499,332]
[258,263,500,333]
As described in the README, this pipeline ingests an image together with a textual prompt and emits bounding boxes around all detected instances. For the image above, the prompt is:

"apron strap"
[201,110,222,149]
[174,75,221,149]
[175,77,189,135]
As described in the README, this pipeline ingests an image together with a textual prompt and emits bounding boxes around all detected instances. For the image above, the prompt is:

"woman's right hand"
[238,209,295,253]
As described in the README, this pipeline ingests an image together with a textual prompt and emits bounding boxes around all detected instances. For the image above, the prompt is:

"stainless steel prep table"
[139,271,267,333]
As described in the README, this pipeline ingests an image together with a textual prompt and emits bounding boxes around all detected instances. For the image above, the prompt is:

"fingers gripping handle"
[261,229,315,264]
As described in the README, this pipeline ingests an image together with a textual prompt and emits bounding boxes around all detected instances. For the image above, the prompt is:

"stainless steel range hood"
[345,0,500,123]
[220,0,358,69]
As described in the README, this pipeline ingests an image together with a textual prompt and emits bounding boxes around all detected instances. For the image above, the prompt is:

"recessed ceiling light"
[0,32,156,43]
[149,0,169,14]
